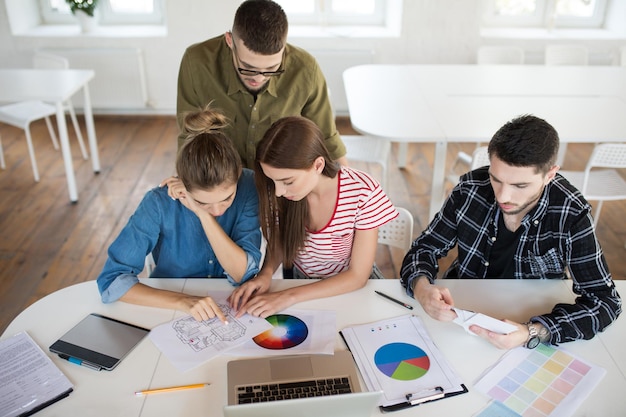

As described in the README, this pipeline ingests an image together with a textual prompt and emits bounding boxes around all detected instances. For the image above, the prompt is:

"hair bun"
[182,104,229,136]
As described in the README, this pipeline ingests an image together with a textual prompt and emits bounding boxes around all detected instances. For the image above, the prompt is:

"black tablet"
[49,313,150,371]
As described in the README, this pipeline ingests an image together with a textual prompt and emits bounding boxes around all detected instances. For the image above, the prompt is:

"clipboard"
[340,314,468,412]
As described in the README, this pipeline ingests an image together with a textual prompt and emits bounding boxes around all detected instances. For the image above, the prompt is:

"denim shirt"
[97,169,262,302]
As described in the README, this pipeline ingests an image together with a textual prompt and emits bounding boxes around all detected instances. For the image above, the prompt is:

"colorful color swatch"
[374,342,430,381]
[253,314,308,350]
[481,344,595,417]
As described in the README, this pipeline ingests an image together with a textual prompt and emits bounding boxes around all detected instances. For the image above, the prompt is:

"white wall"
[1,0,624,114]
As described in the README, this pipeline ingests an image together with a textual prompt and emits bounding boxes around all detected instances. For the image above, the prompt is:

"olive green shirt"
[176,35,345,168]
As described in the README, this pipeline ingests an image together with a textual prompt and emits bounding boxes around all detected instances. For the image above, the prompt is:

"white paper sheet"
[0,332,73,417]
[474,344,606,417]
[453,308,518,335]
[341,314,466,408]
[148,291,272,372]
[226,308,336,356]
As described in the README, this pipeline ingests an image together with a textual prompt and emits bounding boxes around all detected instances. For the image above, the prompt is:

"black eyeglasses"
[236,67,285,77]
[231,33,285,77]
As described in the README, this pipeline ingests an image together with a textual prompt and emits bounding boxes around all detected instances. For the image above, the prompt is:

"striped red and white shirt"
[294,166,398,278]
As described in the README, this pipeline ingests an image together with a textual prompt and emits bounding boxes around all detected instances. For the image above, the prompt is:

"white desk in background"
[0,69,101,203]
[343,65,626,221]
[2,278,625,416]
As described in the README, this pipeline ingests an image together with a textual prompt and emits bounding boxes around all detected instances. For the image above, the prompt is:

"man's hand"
[413,277,457,321]
[469,320,529,350]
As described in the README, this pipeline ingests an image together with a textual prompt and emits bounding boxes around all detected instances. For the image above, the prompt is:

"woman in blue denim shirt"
[96,107,262,323]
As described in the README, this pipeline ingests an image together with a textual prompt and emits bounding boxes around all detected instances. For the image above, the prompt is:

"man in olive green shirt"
[176,0,347,168]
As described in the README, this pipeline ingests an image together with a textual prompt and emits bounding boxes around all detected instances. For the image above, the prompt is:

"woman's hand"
[237,291,295,319]
[179,295,228,324]
[228,274,272,316]
[160,176,206,217]
[160,176,185,200]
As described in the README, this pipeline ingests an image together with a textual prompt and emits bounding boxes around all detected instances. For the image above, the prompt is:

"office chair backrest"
[545,45,589,66]
[471,146,490,170]
[377,207,414,252]
[33,51,70,70]
[477,46,524,65]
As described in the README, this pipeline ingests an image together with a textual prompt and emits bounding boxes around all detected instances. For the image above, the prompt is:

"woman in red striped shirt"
[230,116,398,318]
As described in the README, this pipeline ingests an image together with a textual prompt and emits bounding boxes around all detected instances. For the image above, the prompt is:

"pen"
[374,291,413,310]
[58,354,101,371]
[134,383,210,396]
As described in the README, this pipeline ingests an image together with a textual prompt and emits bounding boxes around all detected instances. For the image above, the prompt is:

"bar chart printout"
[474,344,605,417]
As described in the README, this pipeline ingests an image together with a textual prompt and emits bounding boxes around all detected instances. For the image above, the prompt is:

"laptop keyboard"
[236,376,353,404]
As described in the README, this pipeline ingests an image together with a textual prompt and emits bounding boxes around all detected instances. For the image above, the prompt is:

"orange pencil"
[134,383,210,396]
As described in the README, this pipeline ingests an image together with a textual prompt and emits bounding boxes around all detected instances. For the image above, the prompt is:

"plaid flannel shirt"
[401,167,621,344]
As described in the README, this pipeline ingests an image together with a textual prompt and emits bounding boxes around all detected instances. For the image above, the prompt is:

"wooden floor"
[1,115,624,335]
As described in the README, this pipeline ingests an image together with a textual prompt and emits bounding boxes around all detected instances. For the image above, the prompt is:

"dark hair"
[255,116,340,266]
[232,0,288,54]
[177,106,242,192]
[488,114,560,174]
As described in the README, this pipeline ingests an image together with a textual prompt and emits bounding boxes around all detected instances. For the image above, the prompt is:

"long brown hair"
[177,106,242,191]
[255,116,340,267]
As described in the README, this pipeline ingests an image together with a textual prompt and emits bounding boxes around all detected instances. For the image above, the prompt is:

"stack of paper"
[0,332,73,417]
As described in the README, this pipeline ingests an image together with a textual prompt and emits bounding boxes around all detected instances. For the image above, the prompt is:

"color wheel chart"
[475,344,605,417]
[253,314,308,349]
[374,342,430,381]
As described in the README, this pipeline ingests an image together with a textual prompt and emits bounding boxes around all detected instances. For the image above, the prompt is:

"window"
[482,0,608,28]
[276,0,388,26]
[40,0,164,25]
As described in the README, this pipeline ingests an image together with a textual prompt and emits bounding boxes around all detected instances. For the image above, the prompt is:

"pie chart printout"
[253,314,309,349]
[374,342,430,381]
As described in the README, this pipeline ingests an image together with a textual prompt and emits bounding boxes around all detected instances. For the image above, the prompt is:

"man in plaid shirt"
[401,114,621,350]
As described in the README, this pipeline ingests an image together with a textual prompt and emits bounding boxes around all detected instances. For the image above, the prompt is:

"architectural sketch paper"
[226,308,336,356]
[148,292,272,372]
[341,314,465,408]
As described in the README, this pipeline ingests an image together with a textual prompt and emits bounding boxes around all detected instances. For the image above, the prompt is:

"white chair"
[144,252,156,277]
[0,52,88,182]
[33,51,89,160]
[470,146,490,170]
[0,101,59,182]
[545,44,589,66]
[342,135,391,190]
[620,45,626,66]
[446,146,490,191]
[477,46,525,65]
[378,207,414,252]
[559,143,626,227]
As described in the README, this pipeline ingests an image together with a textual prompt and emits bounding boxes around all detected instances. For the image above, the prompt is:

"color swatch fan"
[474,344,605,417]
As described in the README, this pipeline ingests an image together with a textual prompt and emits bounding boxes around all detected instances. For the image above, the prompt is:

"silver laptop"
[224,351,382,417]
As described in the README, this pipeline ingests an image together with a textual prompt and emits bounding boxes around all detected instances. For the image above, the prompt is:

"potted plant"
[65,0,99,32]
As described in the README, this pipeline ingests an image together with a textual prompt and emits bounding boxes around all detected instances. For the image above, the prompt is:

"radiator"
[309,49,374,115]
[39,47,148,110]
